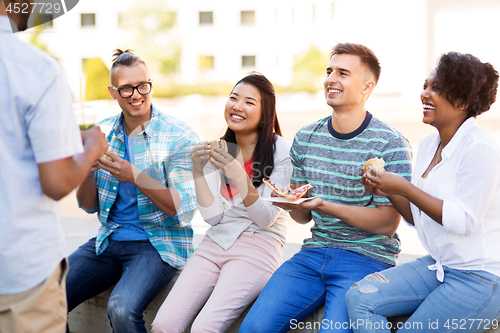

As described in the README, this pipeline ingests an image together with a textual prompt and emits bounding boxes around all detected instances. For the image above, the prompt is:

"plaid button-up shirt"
[80,105,198,269]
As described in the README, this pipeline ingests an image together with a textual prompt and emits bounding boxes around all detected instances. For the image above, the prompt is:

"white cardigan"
[410,118,500,281]
[199,136,292,250]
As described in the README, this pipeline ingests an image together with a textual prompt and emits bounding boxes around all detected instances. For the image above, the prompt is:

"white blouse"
[198,136,292,250]
[409,117,500,281]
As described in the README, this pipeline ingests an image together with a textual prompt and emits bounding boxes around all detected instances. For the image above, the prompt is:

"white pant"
[151,232,283,333]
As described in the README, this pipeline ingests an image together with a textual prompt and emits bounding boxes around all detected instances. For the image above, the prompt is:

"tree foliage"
[289,45,328,92]
[84,58,111,100]
[120,0,181,78]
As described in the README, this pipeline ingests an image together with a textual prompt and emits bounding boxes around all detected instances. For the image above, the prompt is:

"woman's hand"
[210,148,247,183]
[361,168,408,196]
[190,141,211,176]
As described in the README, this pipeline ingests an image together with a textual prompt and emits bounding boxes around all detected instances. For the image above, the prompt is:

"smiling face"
[324,54,374,112]
[224,83,263,135]
[421,68,466,129]
[108,63,152,123]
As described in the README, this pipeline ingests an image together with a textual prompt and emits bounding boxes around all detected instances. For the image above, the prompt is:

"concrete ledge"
[67,271,322,333]
[68,249,499,333]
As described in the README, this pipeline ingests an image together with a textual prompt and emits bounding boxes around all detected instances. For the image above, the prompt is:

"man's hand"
[96,150,139,184]
[272,197,323,212]
[81,126,108,157]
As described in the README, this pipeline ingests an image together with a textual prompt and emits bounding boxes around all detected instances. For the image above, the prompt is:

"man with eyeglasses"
[66,49,199,333]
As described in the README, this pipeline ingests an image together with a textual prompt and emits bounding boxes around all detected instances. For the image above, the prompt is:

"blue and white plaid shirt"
[80,105,198,269]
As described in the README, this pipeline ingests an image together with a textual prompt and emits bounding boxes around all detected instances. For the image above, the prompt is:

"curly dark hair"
[435,52,499,118]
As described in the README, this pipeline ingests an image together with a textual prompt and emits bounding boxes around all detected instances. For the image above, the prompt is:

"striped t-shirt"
[290,112,412,265]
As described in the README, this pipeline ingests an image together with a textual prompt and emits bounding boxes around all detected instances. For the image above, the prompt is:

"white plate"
[262,197,314,204]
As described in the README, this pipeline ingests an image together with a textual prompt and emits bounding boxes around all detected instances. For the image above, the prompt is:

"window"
[81,13,95,27]
[242,55,256,68]
[199,55,214,70]
[199,11,213,25]
[275,9,278,24]
[291,7,295,23]
[312,5,316,23]
[241,11,255,25]
[331,2,336,19]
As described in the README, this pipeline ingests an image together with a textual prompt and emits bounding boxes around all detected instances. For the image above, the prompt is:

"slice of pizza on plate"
[263,178,312,201]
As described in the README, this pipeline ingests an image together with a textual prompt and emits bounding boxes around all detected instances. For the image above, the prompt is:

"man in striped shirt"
[240,43,412,333]
[66,50,198,333]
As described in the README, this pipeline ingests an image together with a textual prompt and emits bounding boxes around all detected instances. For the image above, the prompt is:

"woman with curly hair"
[345,52,500,333]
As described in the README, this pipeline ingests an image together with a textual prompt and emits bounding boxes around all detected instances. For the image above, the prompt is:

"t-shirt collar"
[327,111,372,140]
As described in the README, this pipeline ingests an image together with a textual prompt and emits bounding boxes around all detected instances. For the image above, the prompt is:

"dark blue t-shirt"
[108,121,148,241]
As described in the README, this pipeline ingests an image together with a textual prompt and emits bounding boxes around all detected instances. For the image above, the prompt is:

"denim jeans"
[239,248,391,333]
[346,255,500,333]
[66,238,177,333]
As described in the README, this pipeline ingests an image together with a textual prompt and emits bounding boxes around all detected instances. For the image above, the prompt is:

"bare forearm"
[387,194,414,225]
[402,185,443,224]
[316,201,400,237]
[236,175,260,208]
[39,147,102,201]
[193,172,214,207]
[76,173,98,211]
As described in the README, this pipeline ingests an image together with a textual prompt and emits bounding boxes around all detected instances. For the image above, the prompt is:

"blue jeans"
[346,255,500,333]
[239,248,391,333]
[66,238,177,333]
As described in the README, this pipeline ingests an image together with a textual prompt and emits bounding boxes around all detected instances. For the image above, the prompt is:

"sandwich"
[362,157,385,175]
[209,139,228,154]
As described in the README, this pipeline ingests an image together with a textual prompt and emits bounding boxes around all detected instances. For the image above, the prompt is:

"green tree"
[120,0,181,78]
[289,45,328,92]
[84,58,111,100]
[29,14,54,56]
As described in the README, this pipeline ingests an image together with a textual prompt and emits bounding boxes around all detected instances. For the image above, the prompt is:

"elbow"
[383,228,399,238]
[382,217,401,237]
[254,217,276,229]
[41,183,73,201]
[199,209,223,225]
[204,215,222,226]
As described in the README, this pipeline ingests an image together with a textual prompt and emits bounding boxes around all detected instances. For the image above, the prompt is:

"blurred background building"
[18,0,500,116]
[19,0,500,259]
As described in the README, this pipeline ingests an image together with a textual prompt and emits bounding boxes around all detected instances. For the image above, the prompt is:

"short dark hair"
[222,72,282,188]
[330,43,381,83]
[110,49,147,82]
[435,52,499,118]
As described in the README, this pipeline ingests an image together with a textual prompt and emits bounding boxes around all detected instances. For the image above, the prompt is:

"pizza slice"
[263,178,313,201]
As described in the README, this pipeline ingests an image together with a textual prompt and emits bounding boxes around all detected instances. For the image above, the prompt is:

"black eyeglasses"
[111,81,152,98]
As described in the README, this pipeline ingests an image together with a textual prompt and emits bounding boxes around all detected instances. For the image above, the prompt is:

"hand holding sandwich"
[97,150,138,184]
[210,145,246,184]
[361,166,409,197]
